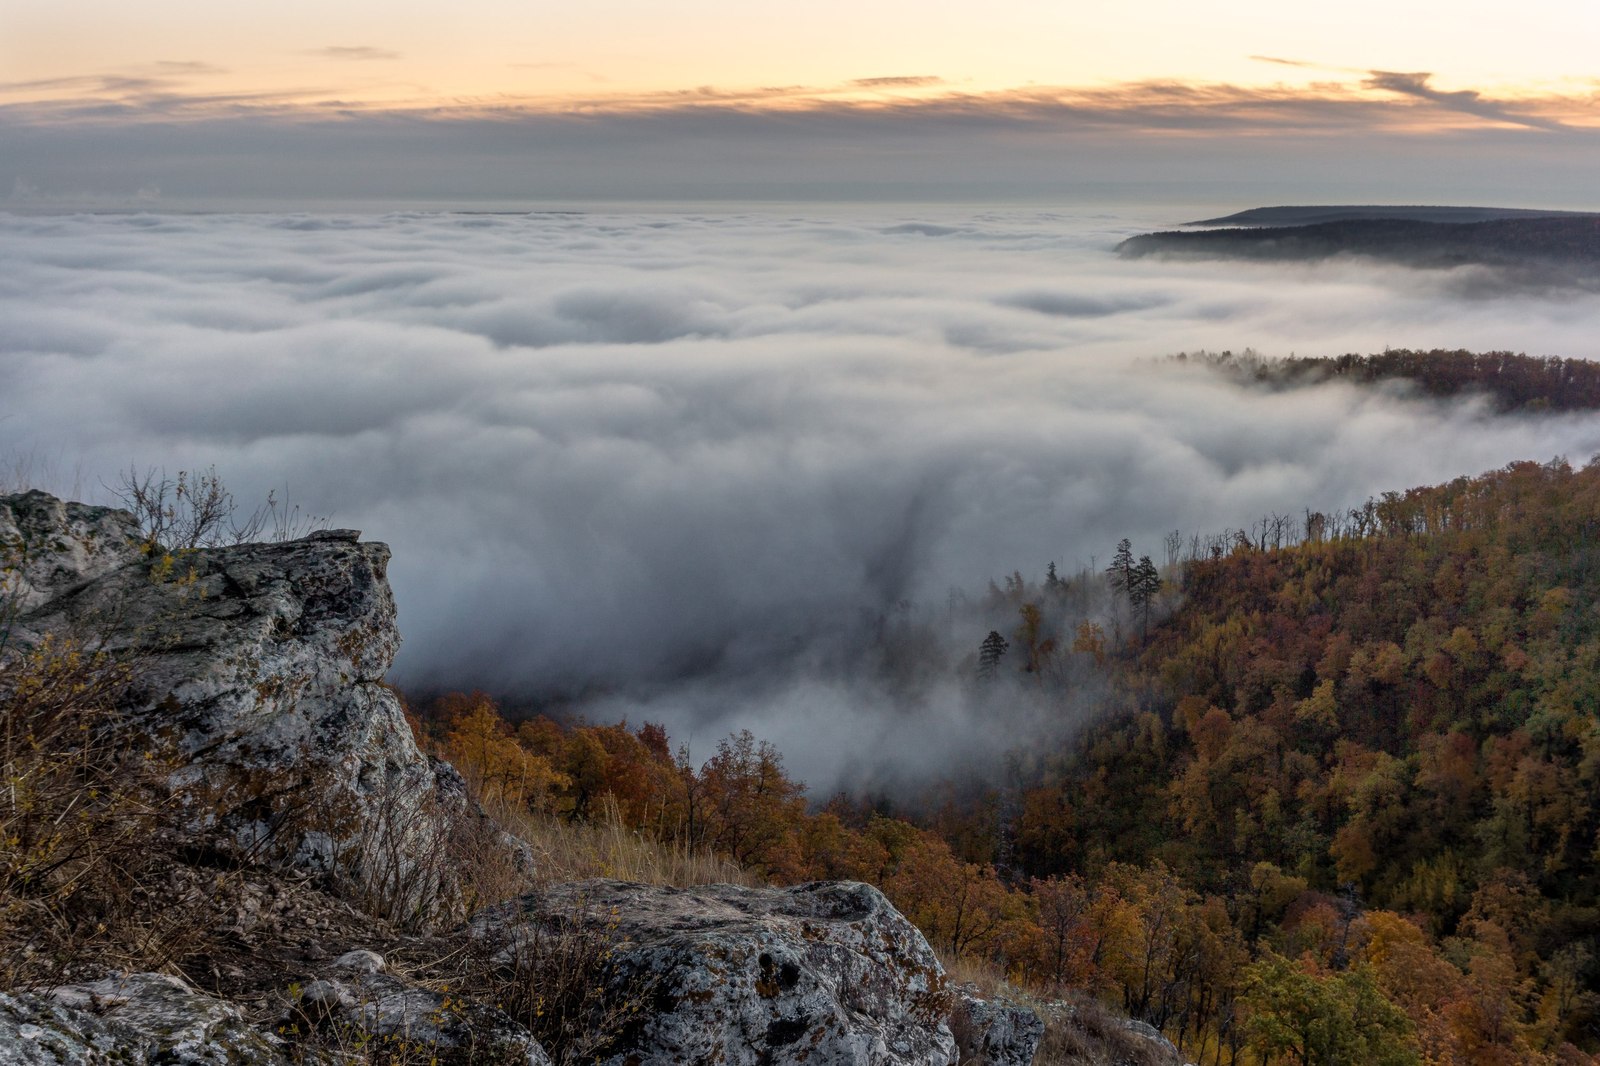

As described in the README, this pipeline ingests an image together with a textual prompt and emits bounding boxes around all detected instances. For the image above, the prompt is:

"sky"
[4,1,1599,205]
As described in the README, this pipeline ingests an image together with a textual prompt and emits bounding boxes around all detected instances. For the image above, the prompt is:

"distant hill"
[1187,205,1599,228]
[1117,215,1600,278]
[1177,348,1600,413]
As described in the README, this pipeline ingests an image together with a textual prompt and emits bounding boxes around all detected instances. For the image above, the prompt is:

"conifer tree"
[977,630,1009,680]
[1106,539,1135,598]
[1130,555,1162,638]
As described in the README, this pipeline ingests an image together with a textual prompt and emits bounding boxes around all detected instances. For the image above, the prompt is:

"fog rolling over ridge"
[6,206,1600,791]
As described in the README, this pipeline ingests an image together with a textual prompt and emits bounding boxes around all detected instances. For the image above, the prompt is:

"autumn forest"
[407,354,1600,1065]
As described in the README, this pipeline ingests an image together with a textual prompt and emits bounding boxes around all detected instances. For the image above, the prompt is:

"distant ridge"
[1118,214,1600,280]
[1188,205,1600,228]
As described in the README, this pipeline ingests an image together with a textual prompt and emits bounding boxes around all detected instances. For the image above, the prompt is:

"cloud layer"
[4,67,1598,207]
[6,208,1600,786]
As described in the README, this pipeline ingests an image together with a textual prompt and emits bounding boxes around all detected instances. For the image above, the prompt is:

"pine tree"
[1129,555,1162,639]
[977,630,1009,680]
[1106,539,1135,598]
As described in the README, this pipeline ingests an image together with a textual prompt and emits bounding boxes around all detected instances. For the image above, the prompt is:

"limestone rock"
[0,491,142,614]
[0,972,287,1065]
[951,985,1044,1066]
[0,491,488,918]
[286,970,552,1066]
[330,949,386,975]
[474,878,959,1066]
[1121,1018,1186,1065]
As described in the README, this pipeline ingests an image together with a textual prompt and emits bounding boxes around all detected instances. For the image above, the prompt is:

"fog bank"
[6,207,1600,787]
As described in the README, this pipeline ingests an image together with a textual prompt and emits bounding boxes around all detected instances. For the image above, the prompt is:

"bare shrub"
[448,809,535,920]
[319,770,533,933]
[1035,992,1178,1066]
[466,897,658,1066]
[321,779,450,932]
[110,465,328,551]
[277,988,465,1066]
[0,450,85,499]
[0,634,216,985]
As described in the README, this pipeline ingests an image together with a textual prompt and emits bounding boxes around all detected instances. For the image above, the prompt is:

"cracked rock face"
[0,491,474,912]
[290,952,553,1066]
[0,973,288,1066]
[952,986,1044,1066]
[0,492,143,614]
[475,878,961,1066]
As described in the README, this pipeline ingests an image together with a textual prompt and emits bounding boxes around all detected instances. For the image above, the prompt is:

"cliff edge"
[0,491,1046,1065]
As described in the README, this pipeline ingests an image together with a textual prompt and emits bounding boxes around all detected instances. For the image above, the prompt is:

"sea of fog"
[6,205,1600,788]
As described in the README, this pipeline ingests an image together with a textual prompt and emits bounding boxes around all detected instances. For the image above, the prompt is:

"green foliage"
[1242,951,1418,1066]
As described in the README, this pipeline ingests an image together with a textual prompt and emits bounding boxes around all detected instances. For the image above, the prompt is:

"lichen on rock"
[950,985,1045,1066]
[0,972,288,1065]
[0,491,491,922]
[475,878,964,1066]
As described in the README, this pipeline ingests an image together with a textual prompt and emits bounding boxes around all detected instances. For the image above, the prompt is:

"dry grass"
[1033,993,1179,1066]
[490,795,758,891]
[939,952,1179,1066]
[941,952,1011,999]
[462,897,659,1066]
[356,787,756,935]
[0,633,222,986]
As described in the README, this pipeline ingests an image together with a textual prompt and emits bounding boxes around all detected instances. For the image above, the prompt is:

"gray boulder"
[289,955,552,1066]
[474,878,960,1065]
[0,972,287,1065]
[1121,1018,1185,1064]
[951,985,1044,1066]
[0,491,486,919]
[0,492,143,615]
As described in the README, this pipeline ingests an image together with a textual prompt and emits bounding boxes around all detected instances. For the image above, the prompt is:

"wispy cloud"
[1,65,1594,205]
[311,46,401,62]
[1364,70,1570,131]
[850,76,944,89]
[1249,55,1318,69]
[152,61,229,76]
[4,67,1590,137]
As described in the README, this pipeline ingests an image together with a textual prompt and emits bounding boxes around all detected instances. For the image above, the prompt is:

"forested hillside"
[1180,348,1600,413]
[1117,216,1600,277]
[422,458,1600,1064]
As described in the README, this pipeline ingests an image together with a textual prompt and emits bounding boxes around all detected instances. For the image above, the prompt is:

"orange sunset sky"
[3,0,1597,204]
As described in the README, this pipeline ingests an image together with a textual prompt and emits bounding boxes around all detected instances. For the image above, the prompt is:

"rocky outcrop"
[290,950,552,1066]
[1120,1018,1186,1065]
[952,986,1046,1066]
[0,492,143,614]
[0,492,1042,1065]
[0,973,287,1065]
[474,878,964,1066]
[0,967,557,1066]
[0,490,479,915]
